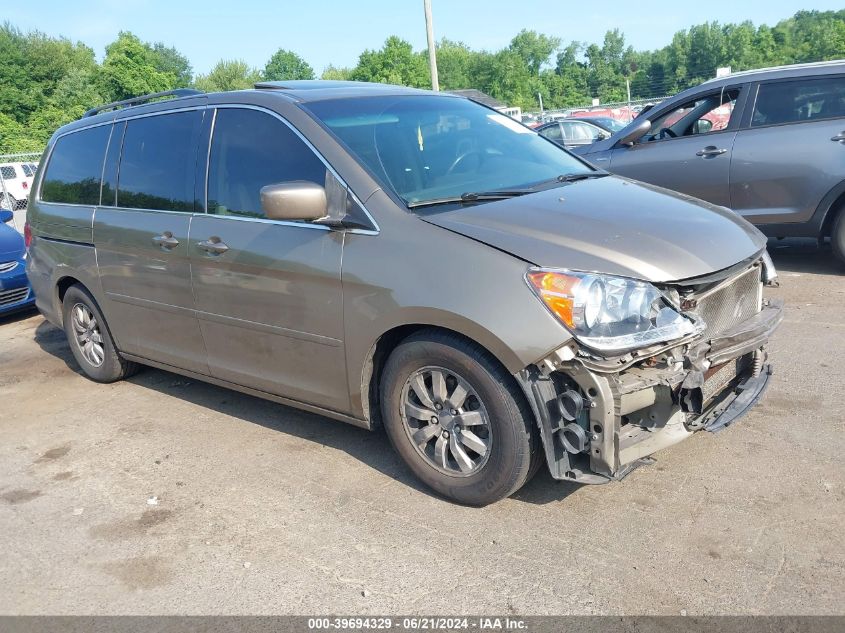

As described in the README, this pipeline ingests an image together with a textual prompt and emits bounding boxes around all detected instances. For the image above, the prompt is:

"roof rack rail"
[83,88,204,118]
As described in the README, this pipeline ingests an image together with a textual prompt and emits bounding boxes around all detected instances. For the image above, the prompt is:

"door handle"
[197,238,229,255]
[830,132,845,142]
[696,147,728,157]
[152,232,179,249]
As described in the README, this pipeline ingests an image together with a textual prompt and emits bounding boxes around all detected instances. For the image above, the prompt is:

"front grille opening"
[0,287,29,306]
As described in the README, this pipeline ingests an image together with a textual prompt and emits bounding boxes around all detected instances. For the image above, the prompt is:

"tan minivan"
[26,82,782,505]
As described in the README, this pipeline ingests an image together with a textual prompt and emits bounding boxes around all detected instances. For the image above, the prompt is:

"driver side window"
[644,89,739,142]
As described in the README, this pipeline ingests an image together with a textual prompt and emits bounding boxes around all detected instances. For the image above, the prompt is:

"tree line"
[1,9,844,152]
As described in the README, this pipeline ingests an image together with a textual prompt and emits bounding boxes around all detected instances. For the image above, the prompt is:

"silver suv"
[26,82,782,505]
[574,60,845,263]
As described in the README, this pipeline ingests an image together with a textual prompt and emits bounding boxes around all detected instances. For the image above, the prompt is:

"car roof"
[253,80,438,102]
[701,59,845,87]
[52,81,455,138]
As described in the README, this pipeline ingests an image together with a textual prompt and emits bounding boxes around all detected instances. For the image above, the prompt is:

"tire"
[380,329,541,506]
[832,208,845,265]
[62,284,138,383]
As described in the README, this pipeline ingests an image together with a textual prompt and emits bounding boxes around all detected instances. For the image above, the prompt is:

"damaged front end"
[517,257,783,484]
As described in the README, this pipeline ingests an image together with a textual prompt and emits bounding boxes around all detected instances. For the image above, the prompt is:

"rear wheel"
[62,284,138,383]
[380,330,540,506]
[832,208,845,265]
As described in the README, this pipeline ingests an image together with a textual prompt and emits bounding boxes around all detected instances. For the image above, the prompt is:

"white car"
[0,162,37,232]
[0,162,36,208]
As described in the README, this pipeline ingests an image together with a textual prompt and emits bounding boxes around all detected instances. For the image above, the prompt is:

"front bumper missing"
[516,299,783,484]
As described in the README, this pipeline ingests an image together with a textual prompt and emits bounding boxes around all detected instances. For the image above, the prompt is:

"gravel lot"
[1,239,843,615]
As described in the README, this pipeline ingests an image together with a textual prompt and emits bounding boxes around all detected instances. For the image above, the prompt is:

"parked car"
[574,60,845,263]
[0,162,34,211]
[567,107,635,124]
[27,82,781,505]
[572,116,627,134]
[520,113,541,128]
[536,119,612,148]
[0,209,35,316]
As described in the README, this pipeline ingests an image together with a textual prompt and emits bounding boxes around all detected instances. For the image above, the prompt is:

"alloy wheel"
[400,366,492,476]
[71,303,105,367]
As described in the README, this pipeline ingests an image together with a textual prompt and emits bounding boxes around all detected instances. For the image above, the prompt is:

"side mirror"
[693,119,713,134]
[617,119,651,146]
[260,181,327,222]
[0,209,13,224]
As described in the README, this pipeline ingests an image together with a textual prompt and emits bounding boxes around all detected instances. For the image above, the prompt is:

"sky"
[5,0,844,76]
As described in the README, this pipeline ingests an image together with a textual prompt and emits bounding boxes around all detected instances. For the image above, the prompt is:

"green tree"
[151,42,192,87]
[3,9,845,152]
[351,36,430,87]
[263,49,314,81]
[194,59,262,92]
[321,65,353,80]
[0,112,41,152]
[508,30,560,75]
[435,39,478,90]
[100,32,176,101]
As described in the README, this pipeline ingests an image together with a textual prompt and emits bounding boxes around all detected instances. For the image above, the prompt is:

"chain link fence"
[526,95,675,122]
[1,152,44,233]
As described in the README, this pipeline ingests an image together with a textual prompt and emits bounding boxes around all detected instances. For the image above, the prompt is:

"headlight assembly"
[526,268,702,353]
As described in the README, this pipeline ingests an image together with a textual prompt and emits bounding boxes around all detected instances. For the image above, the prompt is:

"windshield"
[305,95,592,206]
[598,118,626,132]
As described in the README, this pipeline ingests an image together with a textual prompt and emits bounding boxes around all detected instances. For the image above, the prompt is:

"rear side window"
[1,166,17,180]
[207,108,326,218]
[41,125,110,205]
[646,89,739,140]
[541,124,562,141]
[117,110,202,212]
[752,77,845,127]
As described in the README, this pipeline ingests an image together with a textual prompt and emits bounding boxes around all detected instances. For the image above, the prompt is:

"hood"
[421,176,766,283]
[0,222,25,263]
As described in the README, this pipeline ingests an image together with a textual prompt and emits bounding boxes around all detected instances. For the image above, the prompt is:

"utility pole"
[538,92,544,119]
[423,0,440,91]
[626,78,632,121]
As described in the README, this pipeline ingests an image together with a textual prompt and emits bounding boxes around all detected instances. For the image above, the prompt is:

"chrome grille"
[0,261,19,274]
[0,286,29,306]
[688,265,762,339]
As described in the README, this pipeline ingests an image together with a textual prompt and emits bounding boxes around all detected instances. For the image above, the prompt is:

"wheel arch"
[820,183,845,238]
[54,275,84,327]
[358,317,530,430]
[51,268,103,328]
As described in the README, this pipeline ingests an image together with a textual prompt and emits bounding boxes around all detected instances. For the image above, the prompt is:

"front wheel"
[380,330,540,506]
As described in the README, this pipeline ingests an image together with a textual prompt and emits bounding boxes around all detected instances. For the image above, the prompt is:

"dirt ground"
[0,238,843,615]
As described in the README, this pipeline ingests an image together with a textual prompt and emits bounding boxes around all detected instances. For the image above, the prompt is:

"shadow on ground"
[32,319,576,506]
[767,237,844,276]
[0,306,38,327]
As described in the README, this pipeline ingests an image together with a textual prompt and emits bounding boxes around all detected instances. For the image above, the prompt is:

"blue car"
[0,209,35,316]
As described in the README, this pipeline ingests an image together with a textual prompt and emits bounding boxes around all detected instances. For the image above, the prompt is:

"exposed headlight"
[526,268,701,353]
[761,250,778,286]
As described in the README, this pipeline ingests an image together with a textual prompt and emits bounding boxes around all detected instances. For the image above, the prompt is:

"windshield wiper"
[407,190,530,209]
[527,171,610,190]
[406,173,609,209]
[555,171,609,183]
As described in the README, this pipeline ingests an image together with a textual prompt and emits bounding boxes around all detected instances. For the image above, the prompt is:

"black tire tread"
[381,328,542,505]
[832,207,845,265]
[62,284,139,383]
